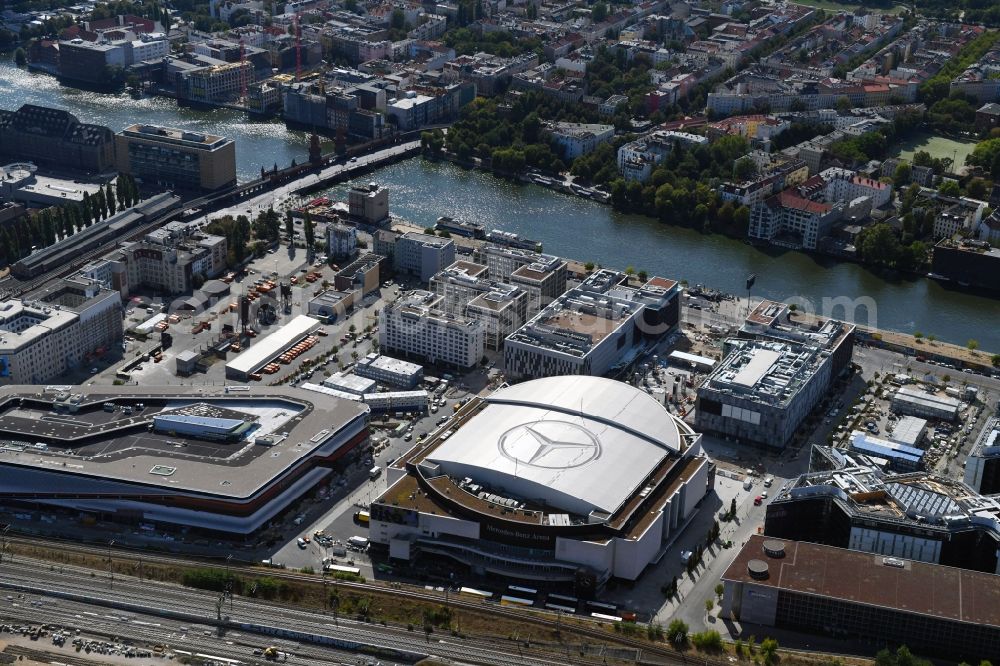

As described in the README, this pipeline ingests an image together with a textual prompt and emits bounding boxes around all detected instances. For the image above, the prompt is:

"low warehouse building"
[225,314,319,381]
[723,535,1000,663]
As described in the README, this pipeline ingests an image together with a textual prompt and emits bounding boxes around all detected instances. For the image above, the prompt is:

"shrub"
[690,630,723,652]
[666,619,688,645]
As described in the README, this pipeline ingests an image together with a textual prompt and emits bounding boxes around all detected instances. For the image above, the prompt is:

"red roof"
[773,190,831,215]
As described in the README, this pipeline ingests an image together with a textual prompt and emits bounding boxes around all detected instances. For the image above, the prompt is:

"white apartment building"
[116,234,227,296]
[617,131,708,181]
[480,244,566,283]
[547,122,614,159]
[429,261,529,350]
[394,232,455,282]
[820,167,893,209]
[749,191,842,250]
[127,33,169,64]
[379,290,484,369]
[0,278,122,384]
[182,61,254,104]
[934,199,986,240]
[466,286,528,350]
[326,223,357,259]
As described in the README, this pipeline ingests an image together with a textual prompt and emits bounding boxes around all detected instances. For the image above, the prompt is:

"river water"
[0,58,309,181]
[327,160,1000,350]
[1,57,998,349]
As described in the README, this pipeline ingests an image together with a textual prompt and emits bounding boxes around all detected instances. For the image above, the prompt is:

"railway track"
[4,535,705,665]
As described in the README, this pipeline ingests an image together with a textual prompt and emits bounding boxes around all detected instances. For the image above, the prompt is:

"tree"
[105,183,117,216]
[938,180,961,197]
[81,192,94,226]
[521,112,541,144]
[734,157,757,181]
[714,583,724,599]
[729,496,737,519]
[966,177,988,199]
[390,7,406,31]
[303,212,315,249]
[704,599,714,613]
[284,211,294,240]
[665,618,688,645]
[592,1,608,22]
[968,339,979,352]
[858,223,901,267]
[992,353,1000,367]
[893,162,911,188]
[759,638,779,666]
[13,47,27,67]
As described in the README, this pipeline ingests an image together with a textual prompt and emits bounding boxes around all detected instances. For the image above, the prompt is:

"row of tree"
[0,175,140,269]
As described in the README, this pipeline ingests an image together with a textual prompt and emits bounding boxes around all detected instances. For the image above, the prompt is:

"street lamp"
[108,539,116,589]
[225,554,233,612]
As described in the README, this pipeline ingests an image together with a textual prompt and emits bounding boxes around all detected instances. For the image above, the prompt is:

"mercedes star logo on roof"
[498,420,601,469]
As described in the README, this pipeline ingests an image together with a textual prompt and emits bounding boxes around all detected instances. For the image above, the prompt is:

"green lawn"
[891,133,979,170]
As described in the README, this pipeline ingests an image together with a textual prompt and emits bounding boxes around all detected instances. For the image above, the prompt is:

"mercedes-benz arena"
[371,376,714,587]
[0,385,369,535]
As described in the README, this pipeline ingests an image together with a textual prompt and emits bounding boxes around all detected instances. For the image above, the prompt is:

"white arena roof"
[425,376,682,517]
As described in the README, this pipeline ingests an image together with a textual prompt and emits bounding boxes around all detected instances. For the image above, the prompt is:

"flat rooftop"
[357,353,422,376]
[226,314,319,376]
[120,124,231,150]
[775,464,1000,532]
[701,339,824,407]
[724,535,1000,630]
[506,269,674,356]
[0,385,367,498]
[893,386,961,411]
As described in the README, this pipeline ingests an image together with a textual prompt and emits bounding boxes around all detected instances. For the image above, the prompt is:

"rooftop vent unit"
[747,559,770,580]
[762,539,786,558]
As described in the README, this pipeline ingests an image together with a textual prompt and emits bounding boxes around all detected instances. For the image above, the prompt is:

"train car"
[499,595,534,607]
[507,585,538,597]
[590,612,623,622]
[459,587,492,600]
[547,593,578,607]
[325,564,361,575]
[544,603,576,614]
[585,600,618,614]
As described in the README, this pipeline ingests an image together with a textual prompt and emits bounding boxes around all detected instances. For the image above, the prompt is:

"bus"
[545,603,576,614]
[459,587,493,600]
[590,612,623,622]
[325,564,361,575]
[507,585,538,597]
[500,595,534,607]
[585,600,618,614]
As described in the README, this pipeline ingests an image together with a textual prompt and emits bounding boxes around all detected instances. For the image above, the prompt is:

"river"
[1,57,998,350]
[0,58,310,181]
[326,160,1000,351]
